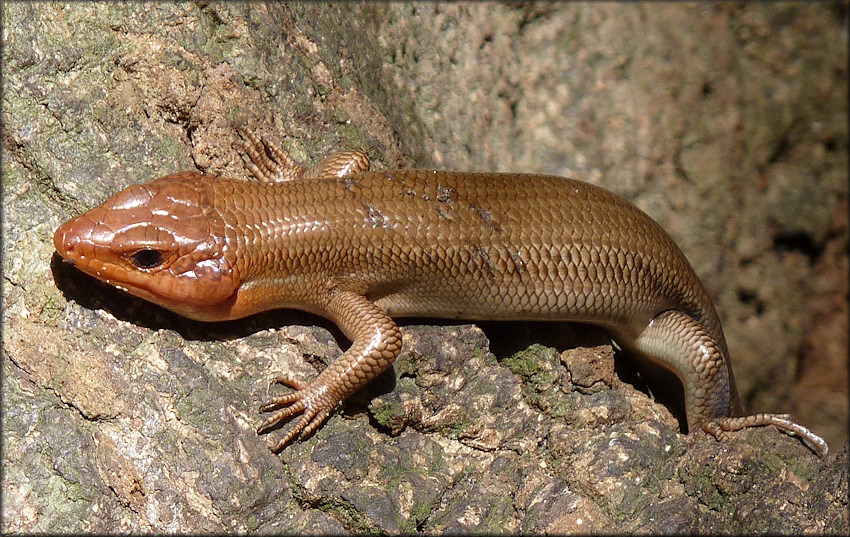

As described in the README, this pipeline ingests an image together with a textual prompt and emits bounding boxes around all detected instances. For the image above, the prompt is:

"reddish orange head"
[53,172,241,321]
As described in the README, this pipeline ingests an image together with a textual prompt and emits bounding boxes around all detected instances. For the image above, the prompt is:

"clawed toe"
[256,400,306,433]
[271,413,314,452]
[259,392,300,412]
[703,413,828,457]
[255,375,340,451]
[272,374,306,390]
[234,126,304,182]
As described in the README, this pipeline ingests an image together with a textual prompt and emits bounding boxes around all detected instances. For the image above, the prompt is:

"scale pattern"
[52,138,827,456]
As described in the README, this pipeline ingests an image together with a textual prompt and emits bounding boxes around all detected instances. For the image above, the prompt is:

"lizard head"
[53,172,242,321]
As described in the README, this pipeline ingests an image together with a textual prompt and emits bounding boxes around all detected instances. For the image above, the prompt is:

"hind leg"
[633,310,827,457]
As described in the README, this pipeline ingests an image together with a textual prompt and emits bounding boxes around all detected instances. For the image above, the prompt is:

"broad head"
[53,172,241,321]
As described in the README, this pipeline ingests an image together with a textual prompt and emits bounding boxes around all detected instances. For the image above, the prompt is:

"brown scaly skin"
[52,128,828,456]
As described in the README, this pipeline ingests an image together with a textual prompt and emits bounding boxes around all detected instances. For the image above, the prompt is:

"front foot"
[257,375,341,452]
[235,126,305,182]
[235,126,371,182]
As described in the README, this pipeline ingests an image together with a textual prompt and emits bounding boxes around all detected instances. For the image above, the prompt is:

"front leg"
[235,126,371,182]
[257,289,403,451]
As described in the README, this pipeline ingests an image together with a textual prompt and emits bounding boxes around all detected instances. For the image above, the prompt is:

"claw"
[234,125,371,183]
[703,413,828,458]
[256,375,340,451]
[257,400,306,433]
[234,126,305,182]
[259,391,302,412]
[272,374,306,390]
[272,413,314,452]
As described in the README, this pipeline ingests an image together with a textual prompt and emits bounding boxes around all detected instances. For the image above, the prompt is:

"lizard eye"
[130,249,164,269]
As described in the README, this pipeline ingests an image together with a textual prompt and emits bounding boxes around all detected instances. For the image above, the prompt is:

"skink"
[53,128,828,456]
